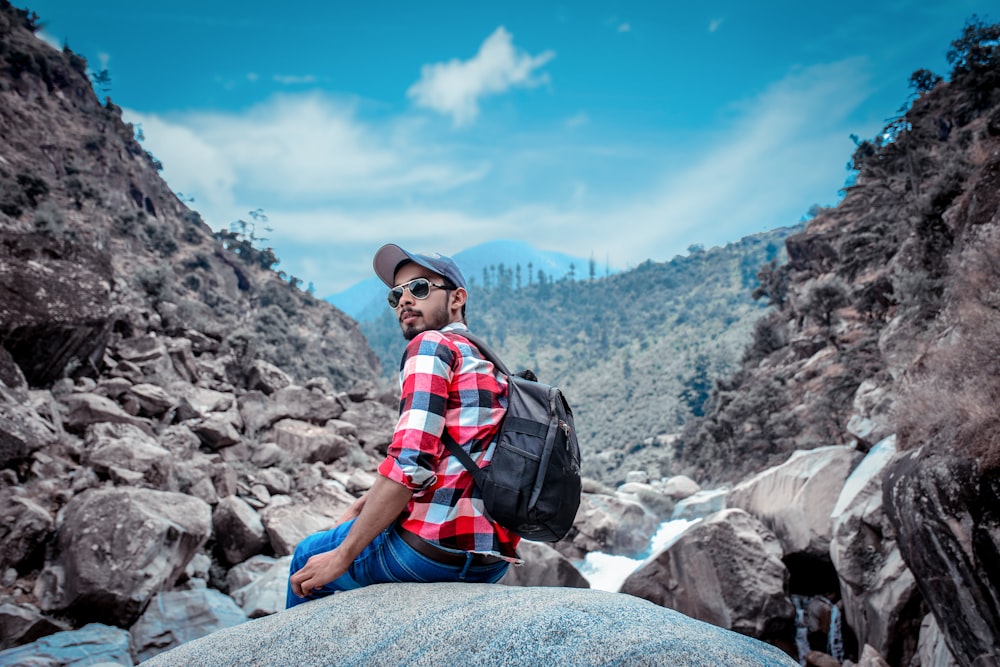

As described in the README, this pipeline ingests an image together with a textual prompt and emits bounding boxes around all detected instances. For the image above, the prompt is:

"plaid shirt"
[377,323,520,561]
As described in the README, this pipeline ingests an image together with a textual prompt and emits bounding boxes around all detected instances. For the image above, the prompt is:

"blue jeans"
[286,520,510,608]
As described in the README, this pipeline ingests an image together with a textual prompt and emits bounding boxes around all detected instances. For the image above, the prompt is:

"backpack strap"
[450,330,511,376]
[439,329,505,479]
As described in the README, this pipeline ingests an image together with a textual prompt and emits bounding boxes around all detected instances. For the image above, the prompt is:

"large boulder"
[621,508,795,645]
[84,421,173,487]
[0,495,54,572]
[260,485,354,557]
[0,398,58,467]
[728,445,859,558]
[37,487,212,626]
[0,622,133,666]
[142,583,798,666]
[57,392,152,435]
[0,602,68,650]
[228,555,292,618]
[830,436,922,665]
[883,448,1000,667]
[671,488,727,520]
[562,492,660,559]
[129,588,248,662]
[0,232,114,386]
[212,495,268,565]
[499,541,590,588]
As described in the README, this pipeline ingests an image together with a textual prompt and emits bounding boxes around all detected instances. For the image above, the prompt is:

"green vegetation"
[361,226,801,484]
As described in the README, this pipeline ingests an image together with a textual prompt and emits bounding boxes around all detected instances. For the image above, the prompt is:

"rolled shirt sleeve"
[378,331,457,492]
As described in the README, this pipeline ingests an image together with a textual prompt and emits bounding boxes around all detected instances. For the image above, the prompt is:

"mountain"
[326,239,609,320]
[359,226,802,485]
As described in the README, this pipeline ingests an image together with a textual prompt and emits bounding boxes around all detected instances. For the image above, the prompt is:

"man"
[287,244,519,606]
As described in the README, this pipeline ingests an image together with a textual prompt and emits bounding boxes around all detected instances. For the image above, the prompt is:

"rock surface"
[883,448,1000,667]
[621,508,795,644]
[142,583,799,667]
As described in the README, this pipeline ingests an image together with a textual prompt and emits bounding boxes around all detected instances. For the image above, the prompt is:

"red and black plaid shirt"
[377,323,520,561]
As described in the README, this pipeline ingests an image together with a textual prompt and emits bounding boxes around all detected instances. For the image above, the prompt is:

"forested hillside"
[361,226,802,484]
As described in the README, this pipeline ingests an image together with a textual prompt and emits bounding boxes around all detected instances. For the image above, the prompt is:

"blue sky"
[20,1,996,296]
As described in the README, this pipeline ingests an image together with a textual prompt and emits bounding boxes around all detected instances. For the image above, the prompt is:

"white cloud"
[709,18,724,33]
[127,93,489,223]
[618,22,631,33]
[406,27,555,126]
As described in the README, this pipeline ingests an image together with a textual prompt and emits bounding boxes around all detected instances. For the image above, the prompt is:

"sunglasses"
[387,278,450,308]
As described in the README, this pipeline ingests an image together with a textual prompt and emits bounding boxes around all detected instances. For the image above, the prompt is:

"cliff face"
[678,18,1000,486]
[0,2,380,390]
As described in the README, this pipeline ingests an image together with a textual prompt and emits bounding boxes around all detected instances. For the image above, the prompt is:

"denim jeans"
[286,519,510,608]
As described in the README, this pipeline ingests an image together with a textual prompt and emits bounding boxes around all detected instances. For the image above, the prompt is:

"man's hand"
[289,548,353,598]
[288,476,412,599]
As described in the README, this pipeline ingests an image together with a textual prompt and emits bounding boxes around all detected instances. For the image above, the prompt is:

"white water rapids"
[574,518,698,592]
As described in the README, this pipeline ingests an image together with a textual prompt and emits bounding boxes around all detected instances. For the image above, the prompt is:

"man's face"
[392,262,453,340]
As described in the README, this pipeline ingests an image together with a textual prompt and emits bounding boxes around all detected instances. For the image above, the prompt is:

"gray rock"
[271,418,355,464]
[228,555,292,618]
[0,495,53,571]
[662,474,701,500]
[565,492,660,559]
[671,488,727,520]
[0,622,133,666]
[883,447,1000,667]
[238,386,346,437]
[247,359,293,395]
[142,583,798,666]
[190,414,241,450]
[0,602,68,650]
[917,613,959,667]
[622,508,795,644]
[830,436,920,663]
[212,496,268,565]
[84,421,172,487]
[0,345,28,401]
[0,232,114,386]
[499,541,590,588]
[129,588,248,662]
[58,392,152,435]
[115,336,166,363]
[45,487,212,626]
[261,502,342,557]
[126,382,175,416]
[728,445,859,558]
[0,399,58,467]
[338,400,396,454]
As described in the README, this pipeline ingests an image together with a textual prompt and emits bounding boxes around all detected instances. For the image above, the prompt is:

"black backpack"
[443,331,582,542]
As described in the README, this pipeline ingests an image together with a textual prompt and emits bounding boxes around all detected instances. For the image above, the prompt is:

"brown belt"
[395,526,503,567]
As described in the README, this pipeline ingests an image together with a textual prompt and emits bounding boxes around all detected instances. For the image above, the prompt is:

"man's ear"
[450,287,467,312]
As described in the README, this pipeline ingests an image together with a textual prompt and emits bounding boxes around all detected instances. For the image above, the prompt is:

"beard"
[399,300,451,340]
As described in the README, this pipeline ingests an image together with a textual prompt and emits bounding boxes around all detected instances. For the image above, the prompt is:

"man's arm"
[289,475,413,597]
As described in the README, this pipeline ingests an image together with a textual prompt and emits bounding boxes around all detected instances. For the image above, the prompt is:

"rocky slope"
[0,3,379,391]
[673,16,1000,667]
